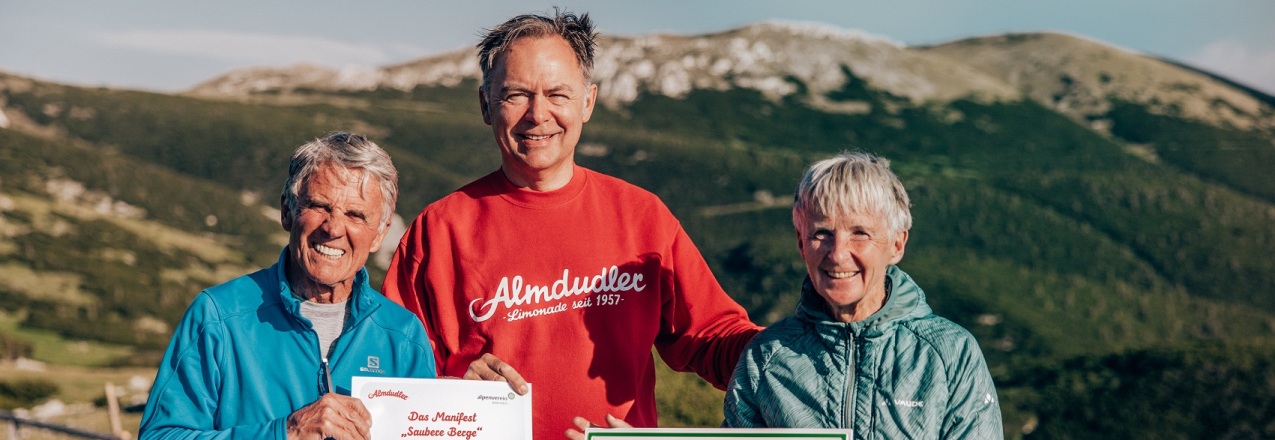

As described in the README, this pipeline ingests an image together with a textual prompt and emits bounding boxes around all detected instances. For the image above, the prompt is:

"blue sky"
[3,0,1273,94]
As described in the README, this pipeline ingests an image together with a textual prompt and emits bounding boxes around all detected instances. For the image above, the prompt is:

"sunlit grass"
[0,311,134,367]
[1,360,152,439]
[0,263,96,308]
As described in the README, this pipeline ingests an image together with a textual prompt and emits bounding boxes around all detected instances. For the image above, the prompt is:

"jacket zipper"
[859,334,872,436]
[319,357,333,394]
[312,301,354,396]
[844,326,855,431]
[311,297,369,396]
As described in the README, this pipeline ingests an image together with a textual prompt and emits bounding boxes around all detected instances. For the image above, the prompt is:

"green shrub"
[0,379,58,410]
[0,332,33,360]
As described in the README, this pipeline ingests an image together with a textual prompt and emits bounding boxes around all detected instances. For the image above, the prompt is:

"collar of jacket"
[269,248,379,328]
[794,265,930,338]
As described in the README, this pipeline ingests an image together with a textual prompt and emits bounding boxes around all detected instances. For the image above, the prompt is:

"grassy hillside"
[2,72,1274,438]
[1001,342,1275,438]
[0,127,281,353]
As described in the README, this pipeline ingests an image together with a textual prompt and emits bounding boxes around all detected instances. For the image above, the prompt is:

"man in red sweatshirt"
[381,10,762,440]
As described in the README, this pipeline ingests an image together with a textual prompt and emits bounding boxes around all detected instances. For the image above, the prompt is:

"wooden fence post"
[104,382,127,439]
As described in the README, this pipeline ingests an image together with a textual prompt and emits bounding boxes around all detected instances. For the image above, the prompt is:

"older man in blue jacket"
[140,132,436,439]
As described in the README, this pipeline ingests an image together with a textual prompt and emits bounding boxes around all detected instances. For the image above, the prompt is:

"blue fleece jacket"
[724,266,1002,439]
[139,249,436,439]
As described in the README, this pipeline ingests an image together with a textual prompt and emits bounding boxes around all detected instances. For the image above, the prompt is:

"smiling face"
[795,208,908,323]
[480,35,597,191]
[282,162,389,302]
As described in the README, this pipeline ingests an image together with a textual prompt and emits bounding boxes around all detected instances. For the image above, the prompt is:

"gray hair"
[793,151,912,234]
[477,9,597,95]
[281,132,398,232]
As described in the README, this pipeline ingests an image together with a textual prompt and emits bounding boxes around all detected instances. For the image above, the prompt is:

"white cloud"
[90,29,425,67]
[1188,39,1275,96]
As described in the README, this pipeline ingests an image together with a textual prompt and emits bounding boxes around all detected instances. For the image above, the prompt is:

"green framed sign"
[585,428,852,439]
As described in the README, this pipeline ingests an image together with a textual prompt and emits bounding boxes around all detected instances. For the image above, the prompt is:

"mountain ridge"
[921,32,1274,131]
[184,22,1274,133]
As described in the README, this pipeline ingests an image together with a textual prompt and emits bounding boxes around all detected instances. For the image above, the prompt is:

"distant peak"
[743,20,903,47]
[937,30,1139,56]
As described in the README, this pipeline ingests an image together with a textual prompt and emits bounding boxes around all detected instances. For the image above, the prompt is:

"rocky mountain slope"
[921,32,1274,131]
[187,21,1273,132]
[187,21,1019,107]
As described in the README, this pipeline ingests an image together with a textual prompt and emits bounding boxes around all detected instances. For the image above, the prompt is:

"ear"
[479,88,492,126]
[792,207,806,253]
[280,194,292,232]
[580,83,598,123]
[370,219,392,253]
[888,229,909,265]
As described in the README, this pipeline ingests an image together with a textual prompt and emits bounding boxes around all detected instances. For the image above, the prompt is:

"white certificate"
[585,428,852,439]
[352,377,532,440]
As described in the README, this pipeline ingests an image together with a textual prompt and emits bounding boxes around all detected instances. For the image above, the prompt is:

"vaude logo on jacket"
[359,356,384,374]
[883,398,926,408]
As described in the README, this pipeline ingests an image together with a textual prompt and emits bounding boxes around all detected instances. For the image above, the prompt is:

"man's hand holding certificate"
[352,377,532,440]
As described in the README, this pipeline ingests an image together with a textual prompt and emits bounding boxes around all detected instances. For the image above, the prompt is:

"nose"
[523,94,549,124]
[317,211,348,237]
[828,234,855,263]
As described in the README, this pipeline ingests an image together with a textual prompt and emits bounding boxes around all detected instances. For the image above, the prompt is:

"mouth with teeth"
[519,133,555,141]
[824,269,859,279]
[314,243,345,258]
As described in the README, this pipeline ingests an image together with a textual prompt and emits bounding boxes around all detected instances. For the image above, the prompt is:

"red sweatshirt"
[383,165,761,439]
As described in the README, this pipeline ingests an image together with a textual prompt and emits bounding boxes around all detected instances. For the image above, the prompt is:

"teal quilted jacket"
[724,266,1003,439]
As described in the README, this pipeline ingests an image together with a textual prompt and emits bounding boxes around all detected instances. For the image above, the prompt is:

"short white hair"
[281,132,398,232]
[793,151,912,234]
